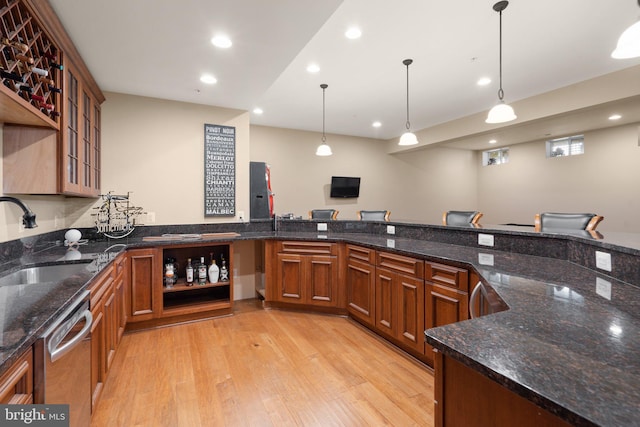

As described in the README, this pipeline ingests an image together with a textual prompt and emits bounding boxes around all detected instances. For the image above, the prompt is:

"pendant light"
[315,83,332,156]
[612,0,640,59]
[486,1,517,124]
[399,59,418,146]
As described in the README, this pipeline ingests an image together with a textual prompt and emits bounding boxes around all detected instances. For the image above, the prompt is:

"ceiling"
[48,0,640,147]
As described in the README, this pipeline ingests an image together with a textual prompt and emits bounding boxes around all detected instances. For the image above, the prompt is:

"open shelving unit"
[161,242,233,317]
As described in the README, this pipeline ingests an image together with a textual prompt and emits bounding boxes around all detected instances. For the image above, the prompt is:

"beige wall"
[249,125,478,223]
[477,123,640,231]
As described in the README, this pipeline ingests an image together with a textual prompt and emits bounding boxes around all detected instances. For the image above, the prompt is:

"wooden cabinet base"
[263,300,348,316]
[434,350,572,427]
[124,307,233,332]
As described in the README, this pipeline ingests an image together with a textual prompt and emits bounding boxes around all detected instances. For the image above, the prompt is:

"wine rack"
[0,0,60,128]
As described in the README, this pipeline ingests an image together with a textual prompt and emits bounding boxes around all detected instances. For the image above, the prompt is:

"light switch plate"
[478,233,494,247]
[387,239,395,248]
[317,223,328,232]
[595,251,612,272]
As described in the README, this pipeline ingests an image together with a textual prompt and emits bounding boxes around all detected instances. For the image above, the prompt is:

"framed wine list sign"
[204,123,236,217]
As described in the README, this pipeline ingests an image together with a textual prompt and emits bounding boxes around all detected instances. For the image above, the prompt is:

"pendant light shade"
[398,59,418,146]
[612,1,640,59]
[486,1,517,124]
[316,83,332,156]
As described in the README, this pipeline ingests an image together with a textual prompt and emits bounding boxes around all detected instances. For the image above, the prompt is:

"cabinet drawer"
[425,262,469,292]
[278,241,337,255]
[377,252,424,279]
[0,347,33,404]
[114,254,126,278]
[88,266,115,308]
[346,245,375,264]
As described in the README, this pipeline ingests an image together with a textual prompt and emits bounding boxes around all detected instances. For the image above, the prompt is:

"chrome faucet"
[0,196,37,228]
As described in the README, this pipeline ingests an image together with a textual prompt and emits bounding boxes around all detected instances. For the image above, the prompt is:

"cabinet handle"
[469,281,484,319]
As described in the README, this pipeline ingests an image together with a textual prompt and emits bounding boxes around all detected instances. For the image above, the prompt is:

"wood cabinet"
[374,252,425,355]
[0,347,33,404]
[425,262,469,365]
[1,0,105,197]
[114,255,127,345]
[434,350,571,427]
[127,248,161,323]
[87,264,114,410]
[267,241,343,309]
[345,245,376,326]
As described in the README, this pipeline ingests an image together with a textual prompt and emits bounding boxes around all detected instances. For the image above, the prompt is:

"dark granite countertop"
[1,224,639,426]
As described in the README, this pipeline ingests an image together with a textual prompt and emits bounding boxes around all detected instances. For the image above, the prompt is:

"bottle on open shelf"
[208,252,219,284]
[220,255,229,282]
[185,258,194,286]
[197,256,207,285]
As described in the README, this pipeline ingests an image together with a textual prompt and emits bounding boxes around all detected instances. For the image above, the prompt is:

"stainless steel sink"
[0,263,91,286]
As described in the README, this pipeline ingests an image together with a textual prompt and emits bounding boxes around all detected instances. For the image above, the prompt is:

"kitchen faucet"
[0,196,37,228]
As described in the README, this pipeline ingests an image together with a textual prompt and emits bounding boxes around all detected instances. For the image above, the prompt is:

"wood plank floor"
[91,299,435,427]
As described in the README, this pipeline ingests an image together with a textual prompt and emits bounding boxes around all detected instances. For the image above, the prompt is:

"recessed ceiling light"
[211,35,232,48]
[253,108,263,115]
[609,114,622,120]
[489,139,497,144]
[477,77,492,86]
[200,74,217,84]
[306,63,320,73]
[345,27,362,39]
[372,121,381,128]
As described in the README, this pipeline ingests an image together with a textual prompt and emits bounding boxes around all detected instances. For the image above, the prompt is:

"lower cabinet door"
[306,255,338,307]
[375,268,395,337]
[346,259,376,326]
[396,274,425,354]
[276,253,305,303]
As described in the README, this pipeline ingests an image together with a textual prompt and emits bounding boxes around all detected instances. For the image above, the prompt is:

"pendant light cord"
[321,83,327,142]
[498,7,504,101]
[403,59,413,130]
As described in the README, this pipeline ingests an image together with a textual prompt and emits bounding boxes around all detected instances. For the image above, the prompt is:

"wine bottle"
[14,82,32,92]
[1,38,28,53]
[38,76,54,85]
[40,50,57,61]
[0,69,23,82]
[49,61,63,71]
[30,94,45,102]
[48,84,61,93]
[30,67,48,77]
[15,54,33,65]
[38,101,54,110]
[185,258,194,285]
[197,256,207,285]
[49,111,60,118]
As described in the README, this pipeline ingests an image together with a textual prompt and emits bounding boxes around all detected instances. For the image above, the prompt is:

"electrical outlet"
[478,253,494,266]
[147,212,156,224]
[595,251,612,272]
[317,223,327,232]
[596,277,612,300]
[478,233,494,247]
[386,239,395,248]
[387,225,395,235]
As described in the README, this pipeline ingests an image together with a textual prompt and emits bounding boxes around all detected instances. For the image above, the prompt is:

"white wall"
[477,123,640,231]
[249,125,478,223]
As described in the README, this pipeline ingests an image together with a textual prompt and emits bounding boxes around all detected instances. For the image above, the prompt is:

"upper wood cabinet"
[1,0,104,197]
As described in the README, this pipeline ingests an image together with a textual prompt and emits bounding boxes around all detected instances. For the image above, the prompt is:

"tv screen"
[330,176,360,198]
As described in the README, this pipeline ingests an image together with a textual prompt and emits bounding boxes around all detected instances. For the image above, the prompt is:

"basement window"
[546,135,584,158]
[482,148,509,166]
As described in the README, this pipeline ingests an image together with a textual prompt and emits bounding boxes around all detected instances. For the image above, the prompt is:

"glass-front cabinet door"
[61,63,100,197]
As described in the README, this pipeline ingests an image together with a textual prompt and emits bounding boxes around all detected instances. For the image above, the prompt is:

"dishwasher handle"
[48,310,92,363]
[469,281,484,319]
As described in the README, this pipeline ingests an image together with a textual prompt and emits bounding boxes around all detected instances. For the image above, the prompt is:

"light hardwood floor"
[91,300,435,426]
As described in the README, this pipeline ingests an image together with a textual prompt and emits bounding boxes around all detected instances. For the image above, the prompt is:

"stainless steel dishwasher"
[34,290,93,427]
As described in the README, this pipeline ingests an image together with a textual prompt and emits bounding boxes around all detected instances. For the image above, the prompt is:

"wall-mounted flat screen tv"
[330,176,361,198]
